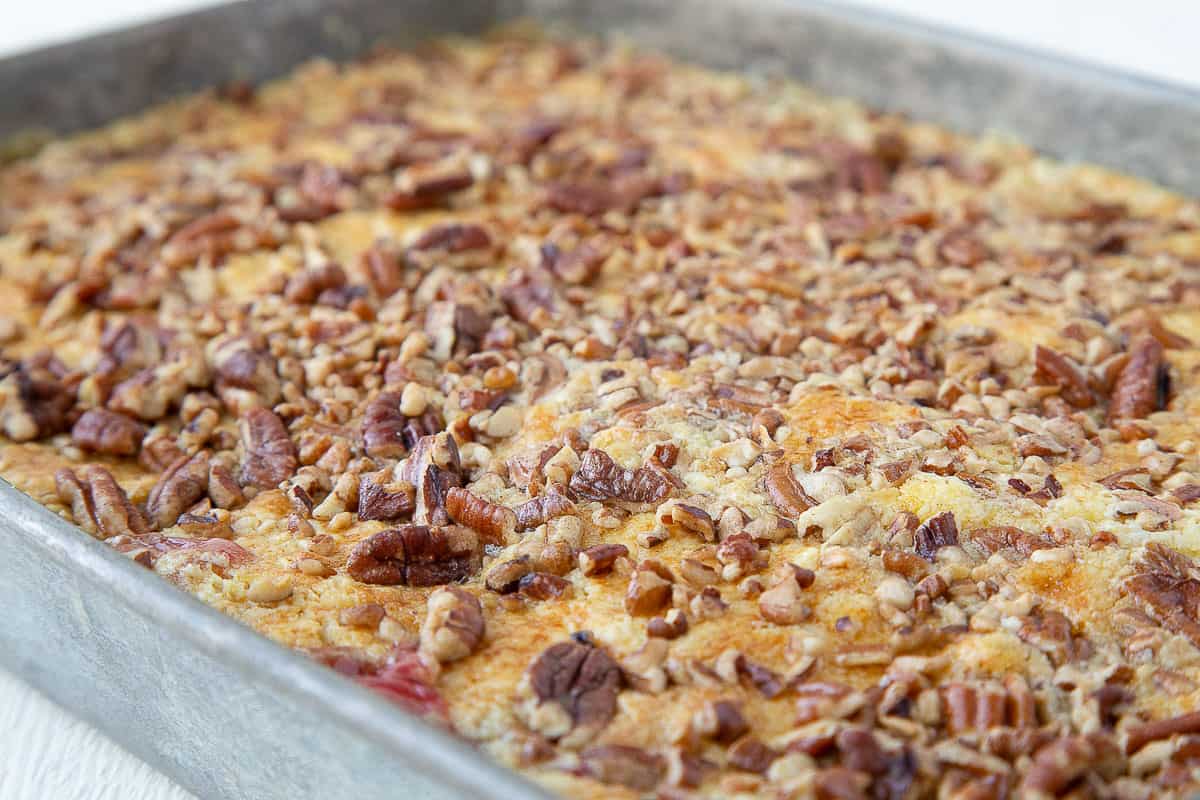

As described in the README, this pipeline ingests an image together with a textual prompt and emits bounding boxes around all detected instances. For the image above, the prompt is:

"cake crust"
[3,30,1200,799]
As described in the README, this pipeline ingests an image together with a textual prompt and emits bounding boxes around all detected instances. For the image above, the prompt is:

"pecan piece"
[345,525,480,586]
[1123,543,1200,647]
[146,451,211,529]
[625,561,674,616]
[970,526,1053,558]
[728,737,778,774]
[1107,335,1167,424]
[568,448,673,505]
[0,358,75,441]
[514,491,574,531]
[71,408,145,455]
[1124,711,1200,754]
[913,511,958,561]
[284,263,347,304]
[1020,734,1122,797]
[579,543,628,577]
[520,637,622,742]
[356,471,416,522]
[211,337,281,411]
[445,486,516,545]
[518,572,571,601]
[764,461,817,518]
[239,407,297,490]
[397,433,463,525]
[758,565,814,625]
[362,391,408,459]
[411,222,491,253]
[1034,345,1094,408]
[419,586,485,664]
[579,745,665,792]
[55,466,149,538]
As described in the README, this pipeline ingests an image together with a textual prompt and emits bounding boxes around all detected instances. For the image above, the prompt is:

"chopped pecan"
[208,463,246,509]
[109,532,252,570]
[362,391,408,459]
[659,501,716,540]
[485,556,533,594]
[1034,345,1094,408]
[361,242,404,297]
[71,408,145,455]
[569,448,673,505]
[693,700,749,744]
[211,337,281,410]
[1018,609,1081,665]
[647,609,688,639]
[541,239,609,285]
[913,512,958,561]
[579,543,628,576]
[0,358,74,441]
[728,737,778,774]
[239,407,297,490]
[970,526,1053,557]
[55,466,149,538]
[1107,335,1167,424]
[411,222,491,252]
[386,166,474,210]
[625,561,674,616]
[345,525,480,586]
[424,301,491,360]
[284,263,347,304]
[522,637,622,742]
[736,653,784,698]
[356,471,416,522]
[1123,543,1200,647]
[764,461,817,518]
[397,433,463,525]
[1019,734,1122,797]
[518,572,571,601]
[419,586,485,663]
[445,486,516,545]
[579,745,665,792]
[146,451,211,529]
[758,566,813,625]
[1124,711,1200,754]
[514,491,575,531]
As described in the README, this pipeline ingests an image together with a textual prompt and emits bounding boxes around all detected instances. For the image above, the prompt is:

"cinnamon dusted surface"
[3,29,1200,799]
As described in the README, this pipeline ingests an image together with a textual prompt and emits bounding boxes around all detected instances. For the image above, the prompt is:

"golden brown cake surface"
[3,30,1200,799]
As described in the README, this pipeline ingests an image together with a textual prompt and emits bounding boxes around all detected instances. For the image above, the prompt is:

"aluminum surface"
[3,2,1200,799]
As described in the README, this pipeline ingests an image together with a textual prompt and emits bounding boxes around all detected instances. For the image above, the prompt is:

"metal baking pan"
[3,2,1200,799]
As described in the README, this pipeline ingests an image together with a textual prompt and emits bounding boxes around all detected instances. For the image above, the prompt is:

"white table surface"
[2,2,1198,798]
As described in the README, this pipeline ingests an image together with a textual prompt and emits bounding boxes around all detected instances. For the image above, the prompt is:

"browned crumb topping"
[3,29,1200,799]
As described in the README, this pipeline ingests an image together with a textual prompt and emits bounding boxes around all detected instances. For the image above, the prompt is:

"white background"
[2,2,1197,799]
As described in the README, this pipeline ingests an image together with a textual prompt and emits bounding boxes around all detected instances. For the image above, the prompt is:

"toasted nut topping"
[420,586,485,663]
[625,562,674,616]
[579,543,629,576]
[247,575,293,604]
[445,486,516,545]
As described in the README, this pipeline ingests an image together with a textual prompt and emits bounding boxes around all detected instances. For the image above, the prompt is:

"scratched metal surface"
[3,2,1200,799]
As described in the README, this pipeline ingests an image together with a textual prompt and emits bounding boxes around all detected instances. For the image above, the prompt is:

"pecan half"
[445,486,516,545]
[345,525,480,586]
[284,263,347,304]
[521,637,622,741]
[146,451,211,529]
[1033,345,1094,408]
[913,511,958,560]
[1123,543,1200,647]
[419,586,485,663]
[1107,335,1166,424]
[71,408,145,455]
[55,466,149,538]
[239,407,297,490]
[356,471,416,522]
[568,448,673,505]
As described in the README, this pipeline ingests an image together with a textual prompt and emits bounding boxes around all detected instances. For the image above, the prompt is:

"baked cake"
[2,29,1200,799]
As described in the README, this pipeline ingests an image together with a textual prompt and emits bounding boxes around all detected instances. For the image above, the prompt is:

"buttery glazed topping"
[2,30,1200,799]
